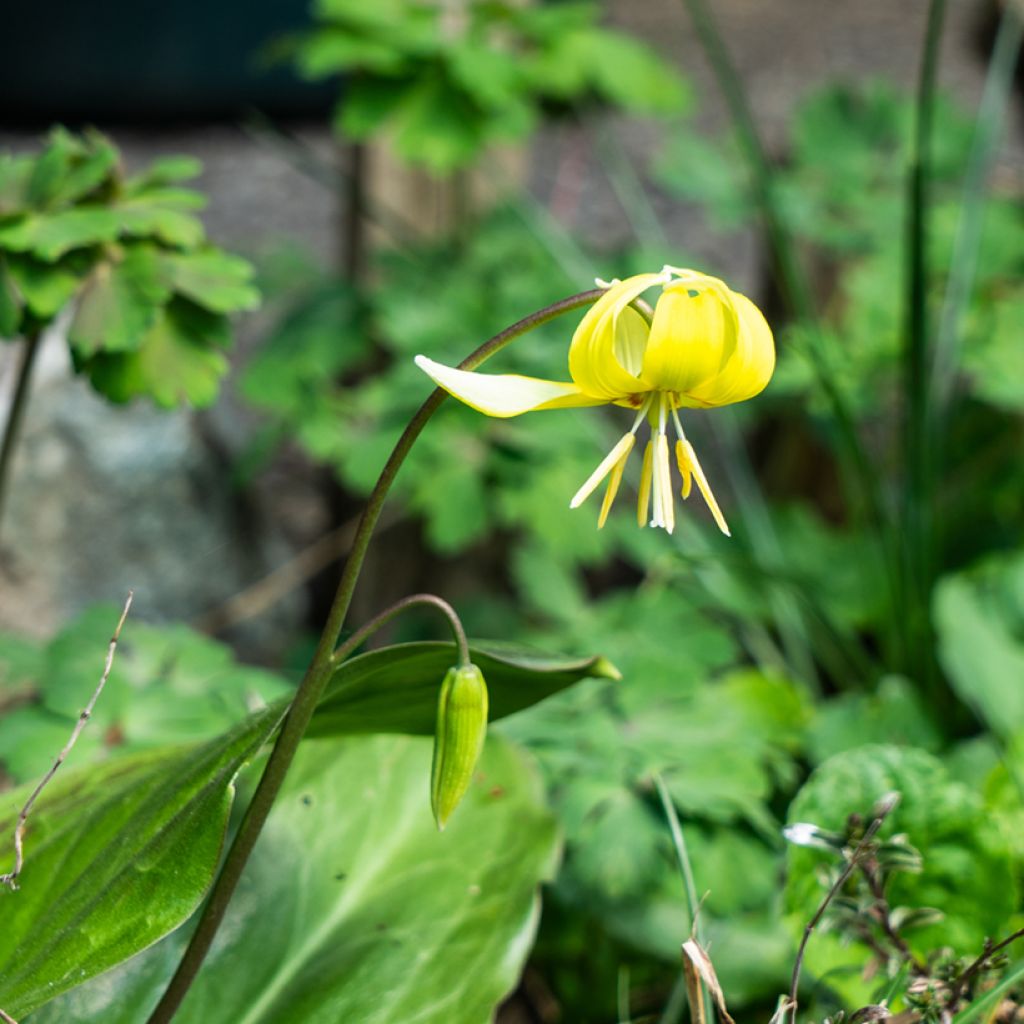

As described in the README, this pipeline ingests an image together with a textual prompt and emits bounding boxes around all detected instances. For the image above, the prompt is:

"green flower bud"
[430,664,488,831]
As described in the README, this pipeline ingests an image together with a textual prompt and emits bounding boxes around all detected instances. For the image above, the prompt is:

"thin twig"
[788,797,899,1022]
[0,1006,18,1022]
[1,592,133,890]
[863,863,927,973]
[947,926,1024,1008]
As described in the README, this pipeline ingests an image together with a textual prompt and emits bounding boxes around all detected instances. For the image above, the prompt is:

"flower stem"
[902,0,947,689]
[145,288,602,1023]
[0,331,42,538]
[334,593,471,668]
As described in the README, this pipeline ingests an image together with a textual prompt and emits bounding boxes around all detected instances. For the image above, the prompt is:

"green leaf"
[83,302,230,407]
[935,552,1024,739]
[29,734,560,1024]
[0,253,23,336]
[0,154,34,214]
[309,639,618,738]
[0,704,281,1018]
[0,207,121,261]
[123,156,203,191]
[67,247,171,355]
[335,77,416,140]
[4,254,83,319]
[114,195,205,248]
[161,249,260,314]
[573,29,690,115]
[390,73,486,173]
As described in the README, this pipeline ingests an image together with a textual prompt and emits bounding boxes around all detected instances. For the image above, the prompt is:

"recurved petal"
[684,291,774,407]
[639,281,735,393]
[415,355,604,418]
[568,273,666,399]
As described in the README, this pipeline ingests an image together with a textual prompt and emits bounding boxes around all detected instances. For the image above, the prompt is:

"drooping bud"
[430,664,488,831]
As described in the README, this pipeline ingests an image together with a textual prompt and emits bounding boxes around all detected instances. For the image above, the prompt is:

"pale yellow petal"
[415,355,604,418]
[637,440,654,527]
[568,273,665,400]
[684,291,775,407]
[681,438,730,536]
[639,281,736,392]
[570,433,635,509]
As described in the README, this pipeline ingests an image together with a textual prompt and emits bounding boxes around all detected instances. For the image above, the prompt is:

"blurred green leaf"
[161,249,260,314]
[30,734,559,1024]
[935,552,1024,739]
[785,744,1018,1004]
[67,247,170,355]
[0,207,121,261]
[84,302,230,407]
[0,704,281,1018]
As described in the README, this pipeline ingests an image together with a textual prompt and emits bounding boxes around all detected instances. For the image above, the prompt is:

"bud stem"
[145,288,605,1023]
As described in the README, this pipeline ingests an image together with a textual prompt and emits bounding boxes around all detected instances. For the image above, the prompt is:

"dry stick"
[946,925,1024,1009]
[788,799,898,1023]
[0,592,133,891]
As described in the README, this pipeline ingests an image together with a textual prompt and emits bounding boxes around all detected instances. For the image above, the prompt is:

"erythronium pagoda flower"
[415,267,775,535]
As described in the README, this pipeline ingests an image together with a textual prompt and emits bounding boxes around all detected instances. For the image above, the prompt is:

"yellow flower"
[415,267,774,534]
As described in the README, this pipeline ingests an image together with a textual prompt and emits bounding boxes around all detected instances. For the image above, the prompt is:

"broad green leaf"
[162,249,260,314]
[0,704,282,1018]
[84,303,229,407]
[0,605,294,785]
[0,208,121,260]
[68,247,170,355]
[30,734,560,1024]
[935,552,1024,738]
[309,639,618,738]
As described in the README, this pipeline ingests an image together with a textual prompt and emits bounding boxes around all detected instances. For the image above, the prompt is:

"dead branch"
[0,592,133,890]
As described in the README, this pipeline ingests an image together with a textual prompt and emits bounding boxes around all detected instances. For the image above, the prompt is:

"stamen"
[655,433,674,533]
[679,437,731,537]
[670,405,693,498]
[570,433,636,509]
[637,440,654,527]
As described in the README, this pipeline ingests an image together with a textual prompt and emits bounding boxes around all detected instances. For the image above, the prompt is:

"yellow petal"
[415,355,604,418]
[568,273,666,400]
[637,440,654,527]
[570,433,635,509]
[684,291,775,407]
[680,438,730,536]
[640,280,736,393]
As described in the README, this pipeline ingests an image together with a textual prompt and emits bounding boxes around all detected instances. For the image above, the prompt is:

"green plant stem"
[0,331,42,538]
[145,288,603,1023]
[654,773,715,1024]
[678,0,899,659]
[902,0,947,689]
[334,592,471,667]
